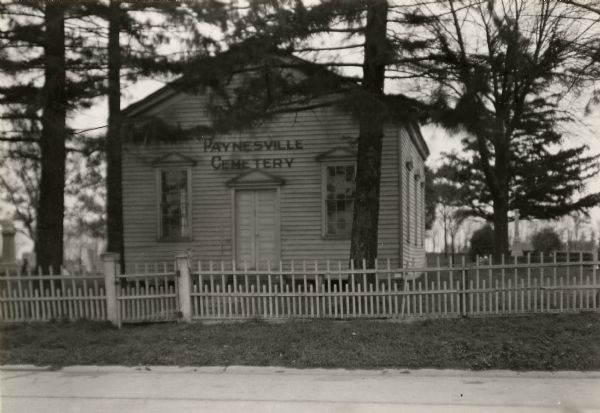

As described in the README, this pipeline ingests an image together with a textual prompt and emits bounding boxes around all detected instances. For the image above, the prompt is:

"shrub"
[531,227,563,253]
[470,224,494,260]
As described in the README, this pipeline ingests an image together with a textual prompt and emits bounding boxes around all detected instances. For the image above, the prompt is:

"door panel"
[235,191,256,268]
[235,189,279,269]
[256,190,278,267]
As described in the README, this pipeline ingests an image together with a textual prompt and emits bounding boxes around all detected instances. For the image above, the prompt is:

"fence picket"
[267,263,273,318]
[469,279,474,314]
[572,276,577,312]
[513,256,518,314]
[227,284,233,318]
[291,261,296,317]
[350,260,356,317]
[593,250,598,310]
[560,276,564,312]
[302,261,308,316]
[482,278,487,314]
[357,282,362,316]
[250,283,256,316]
[315,261,321,318]
[308,283,314,318]
[553,252,558,309]
[285,283,290,318]
[579,252,584,311]
[442,280,447,316]
[436,256,442,315]
[393,282,398,316]
[326,261,332,317]
[387,259,393,316]
[279,266,284,318]
[540,254,545,312]
[533,277,538,312]
[586,275,591,310]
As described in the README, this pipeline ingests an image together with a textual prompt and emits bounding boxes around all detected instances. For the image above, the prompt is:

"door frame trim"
[231,186,281,269]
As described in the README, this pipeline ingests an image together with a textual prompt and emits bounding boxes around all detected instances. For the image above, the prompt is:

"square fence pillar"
[176,251,192,322]
[1,221,16,264]
[101,253,120,327]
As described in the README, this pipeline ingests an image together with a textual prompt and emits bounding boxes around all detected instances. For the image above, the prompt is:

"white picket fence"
[0,268,107,322]
[0,252,598,324]
[190,255,600,320]
[116,262,179,324]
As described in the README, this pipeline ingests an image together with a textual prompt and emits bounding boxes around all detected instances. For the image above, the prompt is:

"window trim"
[320,160,356,240]
[156,166,193,242]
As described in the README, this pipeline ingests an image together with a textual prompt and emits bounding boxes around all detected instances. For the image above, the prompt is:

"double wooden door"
[235,189,279,269]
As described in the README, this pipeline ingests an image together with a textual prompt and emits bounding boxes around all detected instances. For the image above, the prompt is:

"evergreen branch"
[559,0,600,15]
[0,136,38,143]
[293,43,365,53]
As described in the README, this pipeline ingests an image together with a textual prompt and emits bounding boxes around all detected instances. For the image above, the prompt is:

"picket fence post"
[101,253,120,327]
[176,251,192,322]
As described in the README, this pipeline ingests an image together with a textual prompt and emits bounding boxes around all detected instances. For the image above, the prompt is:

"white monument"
[511,209,524,257]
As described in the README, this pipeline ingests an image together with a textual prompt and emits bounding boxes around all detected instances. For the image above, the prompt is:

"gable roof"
[122,52,352,118]
[122,51,429,159]
[122,85,179,118]
[406,121,430,159]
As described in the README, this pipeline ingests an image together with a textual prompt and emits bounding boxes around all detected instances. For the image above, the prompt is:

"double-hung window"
[317,147,357,239]
[324,163,355,237]
[158,168,192,240]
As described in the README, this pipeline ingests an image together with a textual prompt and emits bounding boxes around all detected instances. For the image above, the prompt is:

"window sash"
[158,168,191,240]
[324,163,355,237]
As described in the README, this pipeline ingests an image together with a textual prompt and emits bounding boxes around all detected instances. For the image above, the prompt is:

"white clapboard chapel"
[121,65,429,270]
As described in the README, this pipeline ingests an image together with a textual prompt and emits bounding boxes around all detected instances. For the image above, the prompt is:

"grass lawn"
[1,313,599,371]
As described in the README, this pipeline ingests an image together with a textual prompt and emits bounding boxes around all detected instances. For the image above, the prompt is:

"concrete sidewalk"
[1,365,599,412]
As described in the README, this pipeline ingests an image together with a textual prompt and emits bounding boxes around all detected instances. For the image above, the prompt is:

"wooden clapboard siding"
[399,126,426,268]
[378,125,401,265]
[123,90,426,267]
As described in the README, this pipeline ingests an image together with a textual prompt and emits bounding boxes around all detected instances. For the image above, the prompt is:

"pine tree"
[0,1,224,271]
[1,1,107,271]
[403,0,600,259]
[105,0,123,267]
[36,2,67,273]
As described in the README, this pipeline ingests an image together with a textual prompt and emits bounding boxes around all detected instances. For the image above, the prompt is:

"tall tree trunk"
[106,0,124,271]
[350,0,388,275]
[36,3,66,274]
[492,135,510,262]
